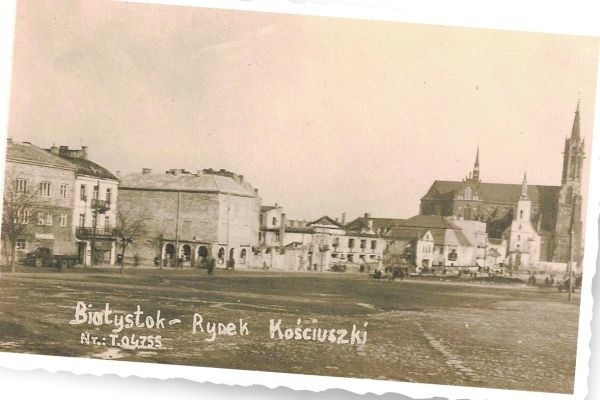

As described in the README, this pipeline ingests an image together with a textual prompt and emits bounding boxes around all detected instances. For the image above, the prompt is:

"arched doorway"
[240,248,247,264]
[196,245,208,266]
[181,244,191,267]
[164,243,175,268]
[217,247,225,264]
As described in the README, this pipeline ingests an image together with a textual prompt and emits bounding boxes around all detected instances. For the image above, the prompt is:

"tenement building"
[2,140,76,259]
[419,103,585,265]
[48,145,120,266]
[118,168,261,267]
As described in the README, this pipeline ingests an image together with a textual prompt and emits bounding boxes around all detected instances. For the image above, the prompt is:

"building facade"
[2,140,76,260]
[118,168,261,268]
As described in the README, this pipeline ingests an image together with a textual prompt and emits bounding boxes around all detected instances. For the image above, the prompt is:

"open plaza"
[0,266,580,393]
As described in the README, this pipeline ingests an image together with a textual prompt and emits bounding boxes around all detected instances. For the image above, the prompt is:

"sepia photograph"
[0,0,599,399]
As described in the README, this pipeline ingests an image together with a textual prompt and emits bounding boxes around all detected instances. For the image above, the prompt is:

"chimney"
[279,213,286,247]
[364,212,371,219]
[341,212,346,225]
[239,175,244,183]
[142,168,151,174]
[254,188,259,196]
[81,146,88,159]
[50,143,59,154]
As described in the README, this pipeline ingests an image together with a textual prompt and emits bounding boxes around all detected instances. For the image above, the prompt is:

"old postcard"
[0,0,599,399]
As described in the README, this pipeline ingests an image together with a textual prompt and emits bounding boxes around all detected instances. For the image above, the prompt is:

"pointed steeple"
[520,171,528,200]
[472,146,480,181]
[571,99,581,141]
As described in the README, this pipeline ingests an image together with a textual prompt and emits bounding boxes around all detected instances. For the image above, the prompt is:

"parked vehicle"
[23,247,79,270]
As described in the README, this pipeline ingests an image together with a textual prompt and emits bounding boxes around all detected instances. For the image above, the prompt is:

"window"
[360,239,366,249]
[371,240,377,250]
[105,216,110,230]
[17,210,30,224]
[39,182,51,197]
[37,212,45,225]
[80,185,87,200]
[274,232,280,243]
[79,213,85,227]
[93,185,99,200]
[16,179,28,193]
[60,184,68,198]
[272,217,277,226]
[45,212,53,225]
[348,238,355,249]
[16,239,26,250]
[105,188,112,204]
[59,213,67,227]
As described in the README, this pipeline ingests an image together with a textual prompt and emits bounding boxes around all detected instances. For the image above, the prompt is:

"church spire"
[472,146,480,181]
[520,171,528,200]
[571,99,581,141]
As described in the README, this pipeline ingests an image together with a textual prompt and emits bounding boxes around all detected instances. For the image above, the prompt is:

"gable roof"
[308,215,344,228]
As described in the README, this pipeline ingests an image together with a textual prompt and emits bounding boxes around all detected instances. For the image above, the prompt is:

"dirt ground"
[0,267,581,393]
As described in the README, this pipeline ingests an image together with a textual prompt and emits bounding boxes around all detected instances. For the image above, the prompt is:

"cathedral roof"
[422,180,560,205]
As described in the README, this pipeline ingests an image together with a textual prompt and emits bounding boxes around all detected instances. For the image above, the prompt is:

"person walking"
[207,257,215,275]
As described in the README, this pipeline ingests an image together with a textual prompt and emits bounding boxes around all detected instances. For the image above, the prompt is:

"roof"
[6,141,74,170]
[261,205,278,212]
[57,155,119,181]
[119,171,257,197]
[397,215,462,230]
[422,180,560,205]
[345,217,406,232]
[308,216,344,228]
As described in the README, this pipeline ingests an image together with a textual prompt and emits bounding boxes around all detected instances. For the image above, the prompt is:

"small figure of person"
[226,257,235,270]
[207,257,215,275]
[545,276,552,287]
[153,256,160,268]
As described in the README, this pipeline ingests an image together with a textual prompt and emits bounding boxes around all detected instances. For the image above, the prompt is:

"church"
[419,103,585,264]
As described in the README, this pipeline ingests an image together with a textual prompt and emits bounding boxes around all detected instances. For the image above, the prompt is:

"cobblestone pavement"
[0,269,580,393]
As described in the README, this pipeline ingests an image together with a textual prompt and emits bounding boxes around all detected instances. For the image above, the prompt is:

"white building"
[48,145,120,266]
[504,173,542,269]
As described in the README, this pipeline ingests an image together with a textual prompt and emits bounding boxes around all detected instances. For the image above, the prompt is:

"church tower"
[552,101,585,262]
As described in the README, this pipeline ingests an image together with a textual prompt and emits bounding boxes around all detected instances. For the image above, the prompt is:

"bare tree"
[1,180,43,272]
[115,206,150,274]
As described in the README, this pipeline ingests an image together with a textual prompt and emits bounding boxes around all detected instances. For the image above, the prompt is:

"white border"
[0,1,599,399]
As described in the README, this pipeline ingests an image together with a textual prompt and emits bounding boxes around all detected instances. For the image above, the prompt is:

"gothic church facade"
[419,103,585,263]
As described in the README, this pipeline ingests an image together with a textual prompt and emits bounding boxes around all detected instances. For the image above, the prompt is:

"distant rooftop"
[6,139,74,170]
[119,168,259,197]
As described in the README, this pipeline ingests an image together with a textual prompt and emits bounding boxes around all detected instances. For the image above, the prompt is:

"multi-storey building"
[2,140,76,260]
[118,168,261,267]
[48,145,119,266]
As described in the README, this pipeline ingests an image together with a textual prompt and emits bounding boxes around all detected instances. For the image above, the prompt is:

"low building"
[48,145,119,266]
[385,215,475,271]
[118,168,261,268]
[2,140,76,261]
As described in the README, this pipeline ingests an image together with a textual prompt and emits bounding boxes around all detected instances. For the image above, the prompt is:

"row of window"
[15,210,68,227]
[16,179,69,198]
[15,210,113,230]
[15,179,114,204]
[261,232,379,250]
[78,214,111,229]
[79,184,112,203]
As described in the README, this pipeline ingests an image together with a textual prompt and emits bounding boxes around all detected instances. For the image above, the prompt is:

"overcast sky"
[6,0,599,221]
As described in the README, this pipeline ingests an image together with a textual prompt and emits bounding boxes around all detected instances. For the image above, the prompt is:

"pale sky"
[6,0,600,221]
